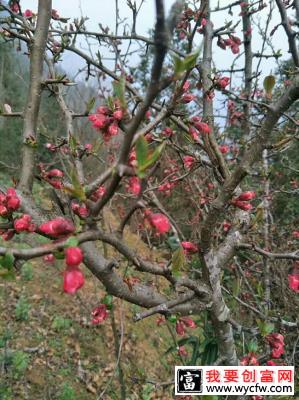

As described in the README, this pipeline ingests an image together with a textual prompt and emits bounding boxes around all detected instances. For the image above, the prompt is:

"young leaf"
[172,246,186,277]
[85,96,96,114]
[173,48,201,78]
[135,135,149,178]
[113,76,126,108]
[64,236,79,248]
[64,168,86,201]
[263,75,275,98]
[138,142,165,176]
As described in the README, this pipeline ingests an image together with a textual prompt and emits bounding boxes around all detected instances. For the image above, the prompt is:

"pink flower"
[63,266,85,294]
[162,127,174,138]
[217,76,230,89]
[181,241,198,254]
[178,346,188,357]
[223,221,232,232]
[148,213,171,234]
[91,304,108,324]
[0,205,8,217]
[10,2,20,13]
[38,217,75,238]
[24,9,33,18]
[14,214,33,233]
[194,121,211,134]
[180,316,196,329]
[113,110,123,121]
[181,93,196,103]
[46,169,64,178]
[183,156,195,169]
[267,360,278,366]
[236,191,256,201]
[292,231,299,239]
[91,186,106,201]
[288,274,299,292]
[65,247,83,267]
[189,127,200,142]
[127,177,141,196]
[219,144,230,154]
[231,200,253,211]
[43,254,55,264]
[51,9,60,20]
[266,333,285,359]
[6,195,21,211]
[84,143,93,152]
[176,321,185,336]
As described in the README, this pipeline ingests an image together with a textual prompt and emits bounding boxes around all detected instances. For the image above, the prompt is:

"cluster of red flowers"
[144,210,171,234]
[127,177,141,196]
[0,187,20,218]
[265,333,285,359]
[217,35,242,54]
[88,102,123,142]
[231,191,256,211]
[240,352,259,366]
[215,76,230,90]
[90,185,106,202]
[38,217,75,238]
[71,202,90,218]
[42,168,64,190]
[183,155,195,170]
[176,317,196,336]
[91,304,108,325]
[63,247,85,294]
[181,241,198,255]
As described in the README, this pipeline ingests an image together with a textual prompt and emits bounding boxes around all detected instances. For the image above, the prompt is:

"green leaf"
[172,246,186,277]
[64,236,79,248]
[136,137,165,178]
[102,294,113,310]
[0,253,14,271]
[167,236,181,251]
[64,168,86,201]
[139,142,165,174]
[202,396,219,400]
[53,250,65,260]
[173,48,201,78]
[167,315,177,323]
[257,319,274,337]
[113,76,126,108]
[247,340,258,353]
[0,269,15,281]
[85,96,96,114]
[263,75,275,98]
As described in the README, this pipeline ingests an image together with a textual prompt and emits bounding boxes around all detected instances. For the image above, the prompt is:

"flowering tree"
[0,0,299,396]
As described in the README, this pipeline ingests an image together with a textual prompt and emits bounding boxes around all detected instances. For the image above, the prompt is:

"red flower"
[288,274,299,292]
[292,231,299,239]
[223,221,232,232]
[267,360,278,366]
[181,93,196,103]
[91,186,106,201]
[24,9,33,18]
[176,321,185,336]
[236,191,256,201]
[180,316,196,329]
[231,200,253,211]
[181,241,198,253]
[0,205,8,217]
[127,177,141,196]
[10,2,20,13]
[46,169,64,178]
[91,304,108,324]
[266,333,285,359]
[194,121,211,134]
[219,144,229,154]
[38,217,75,238]
[162,127,174,138]
[65,247,83,267]
[43,254,55,264]
[113,110,123,121]
[217,76,230,89]
[6,195,21,211]
[183,156,195,169]
[148,213,170,234]
[178,346,188,357]
[14,214,33,233]
[63,266,85,294]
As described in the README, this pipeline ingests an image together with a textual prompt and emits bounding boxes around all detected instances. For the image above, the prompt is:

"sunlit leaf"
[263,75,275,98]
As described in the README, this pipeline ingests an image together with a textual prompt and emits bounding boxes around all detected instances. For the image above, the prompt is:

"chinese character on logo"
[278,370,293,383]
[206,369,221,383]
[176,368,203,394]
[223,369,239,383]
[242,369,256,383]
[260,370,274,383]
